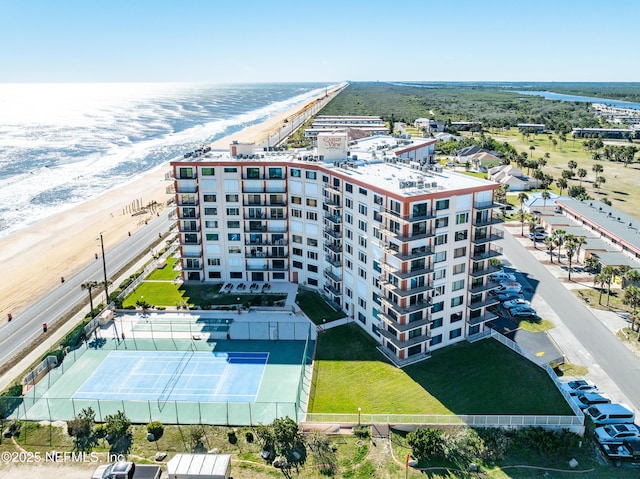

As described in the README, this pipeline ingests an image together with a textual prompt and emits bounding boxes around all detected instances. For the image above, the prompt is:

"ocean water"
[0,82,335,237]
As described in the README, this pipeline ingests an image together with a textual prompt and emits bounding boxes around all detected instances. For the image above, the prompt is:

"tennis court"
[73,350,268,403]
[15,310,315,425]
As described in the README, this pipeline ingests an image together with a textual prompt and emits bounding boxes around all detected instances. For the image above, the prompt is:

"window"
[345,259,352,270]
[358,236,367,247]
[456,212,469,224]
[408,328,422,340]
[290,168,301,178]
[435,234,448,246]
[307,238,318,247]
[306,212,317,221]
[452,279,465,291]
[293,260,303,269]
[345,228,353,239]
[226,207,239,216]
[345,197,353,209]
[201,167,215,176]
[207,258,221,266]
[359,203,367,215]
[455,230,468,241]
[453,263,465,275]
[433,285,445,297]
[449,328,462,339]
[358,297,366,309]
[307,251,318,260]
[205,233,219,241]
[373,211,383,223]
[291,196,302,204]
[358,312,366,324]
[292,209,302,218]
[223,167,237,173]
[358,220,367,232]
[451,311,463,322]
[345,213,353,225]
[432,301,444,313]
[288,248,300,257]
[204,207,217,215]
[225,194,239,202]
[434,251,447,263]
[412,202,428,217]
[228,246,241,254]
[179,167,194,179]
[307,264,318,273]
[374,194,383,205]
[227,233,240,241]
[454,247,466,258]
[434,268,446,280]
[358,251,367,263]
[229,271,242,279]
[345,183,353,193]
[359,187,367,196]
[208,272,221,279]
[227,220,240,228]
[306,171,317,179]
[435,199,449,210]
[306,198,317,207]
[345,287,353,298]
[451,296,464,307]
[203,194,216,202]
[247,167,261,178]
[268,167,282,179]
[344,243,352,255]
[435,217,449,228]
[431,334,442,346]
[358,267,367,279]
[273,272,285,280]
[432,317,443,329]
[308,278,318,286]
[292,235,302,244]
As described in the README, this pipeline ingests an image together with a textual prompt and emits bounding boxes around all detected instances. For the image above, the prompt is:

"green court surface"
[16,336,312,426]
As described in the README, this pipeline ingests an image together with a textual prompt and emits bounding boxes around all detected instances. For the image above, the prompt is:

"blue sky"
[2,0,639,83]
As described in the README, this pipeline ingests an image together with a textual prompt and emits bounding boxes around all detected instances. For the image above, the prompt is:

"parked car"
[573,392,611,410]
[586,403,635,425]
[495,291,524,302]
[594,423,640,445]
[489,271,517,283]
[509,306,537,317]
[560,379,598,396]
[528,231,548,241]
[492,282,522,295]
[445,162,456,167]
[599,438,640,466]
[503,298,530,309]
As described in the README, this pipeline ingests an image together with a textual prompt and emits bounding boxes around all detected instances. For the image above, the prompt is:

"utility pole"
[99,231,110,302]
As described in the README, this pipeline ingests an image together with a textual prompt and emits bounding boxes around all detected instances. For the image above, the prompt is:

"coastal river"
[516,90,640,111]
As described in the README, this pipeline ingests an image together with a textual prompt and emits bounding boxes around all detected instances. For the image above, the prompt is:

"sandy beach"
[0,92,332,319]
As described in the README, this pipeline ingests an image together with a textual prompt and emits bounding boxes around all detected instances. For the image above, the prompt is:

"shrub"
[146,421,164,440]
[353,425,370,439]
[245,431,254,443]
[407,427,445,462]
[60,321,90,348]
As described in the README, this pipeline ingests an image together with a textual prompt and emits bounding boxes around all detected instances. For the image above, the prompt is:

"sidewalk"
[0,250,157,393]
[503,224,636,413]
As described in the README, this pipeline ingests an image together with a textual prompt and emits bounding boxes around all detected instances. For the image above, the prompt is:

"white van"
[489,272,517,283]
[586,403,635,425]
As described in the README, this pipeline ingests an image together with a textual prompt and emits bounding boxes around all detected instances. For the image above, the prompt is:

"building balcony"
[470,245,503,261]
[468,311,499,326]
[324,228,342,239]
[178,213,200,220]
[468,280,500,294]
[242,186,287,194]
[380,227,434,242]
[469,265,503,278]
[325,255,341,268]
[378,311,432,332]
[324,284,342,296]
[181,251,202,258]
[176,199,199,206]
[245,239,288,246]
[325,198,342,208]
[245,263,288,272]
[180,238,202,246]
[379,328,431,350]
[242,200,287,207]
[324,242,343,253]
[467,297,501,310]
[182,263,203,271]
[324,214,342,224]
[472,217,503,227]
[379,296,431,315]
[247,226,288,234]
[384,246,433,261]
[178,224,201,233]
[380,209,435,223]
[380,281,433,298]
[323,183,341,195]
[381,263,433,280]
[324,268,342,282]
[471,230,504,244]
[245,251,289,259]
[176,173,197,180]
[473,201,500,210]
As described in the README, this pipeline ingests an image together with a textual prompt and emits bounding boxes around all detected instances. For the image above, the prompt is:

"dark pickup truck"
[600,437,640,467]
[91,461,162,479]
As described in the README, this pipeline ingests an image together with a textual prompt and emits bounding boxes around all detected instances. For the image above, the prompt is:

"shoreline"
[0,92,333,318]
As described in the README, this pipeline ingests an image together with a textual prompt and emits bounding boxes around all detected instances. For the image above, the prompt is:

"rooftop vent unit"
[431,182,438,188]
[629,223,633,228]
[618,217,621,221]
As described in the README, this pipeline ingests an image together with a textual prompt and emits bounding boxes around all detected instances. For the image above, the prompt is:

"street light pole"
[99,232,110,302]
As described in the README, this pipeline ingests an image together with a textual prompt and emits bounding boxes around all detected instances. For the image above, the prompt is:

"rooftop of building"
[556,198,640,250]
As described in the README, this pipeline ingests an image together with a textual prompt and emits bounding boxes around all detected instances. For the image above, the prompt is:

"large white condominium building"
[171,132,503,366]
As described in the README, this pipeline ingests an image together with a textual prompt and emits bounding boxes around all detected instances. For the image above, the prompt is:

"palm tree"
[592,163,604,183]
[81,280,99,317]
[584,256,600,273]
[544,237,556,263]
[541,190,551,210]
[517,209,528,237]
[625,269,640,288]
[565,240,578,281]
[574,236,587,263]
[568,160,577,171]
[552,229,567,263]
[601,265,617,307]
[556,178,568,195]
[577,168,587,185]
[594,272,608,305]
[529,145,535,158]
[517,192,529,209]
[623,285,640,316]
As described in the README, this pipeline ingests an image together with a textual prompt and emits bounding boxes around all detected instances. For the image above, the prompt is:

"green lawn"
[123,283,223,307]
[309,324,572,416]
[296,289,346,324]
[146,255,179,280]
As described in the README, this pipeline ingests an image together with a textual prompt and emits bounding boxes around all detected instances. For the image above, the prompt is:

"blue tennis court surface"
[73,350,268,402]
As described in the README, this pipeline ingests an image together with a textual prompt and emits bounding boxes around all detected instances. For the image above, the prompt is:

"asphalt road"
[0,212,172,367]
[500,228,640,412]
